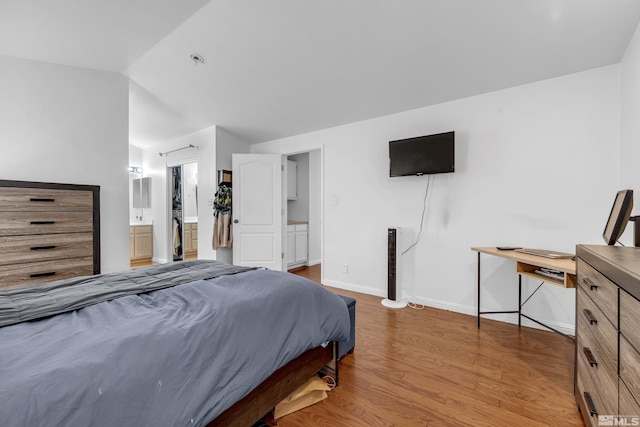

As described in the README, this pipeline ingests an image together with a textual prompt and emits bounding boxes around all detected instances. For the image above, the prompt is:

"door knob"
[233,219,239,223]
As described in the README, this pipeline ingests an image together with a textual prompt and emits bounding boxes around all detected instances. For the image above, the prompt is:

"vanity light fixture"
[128,166,142,174]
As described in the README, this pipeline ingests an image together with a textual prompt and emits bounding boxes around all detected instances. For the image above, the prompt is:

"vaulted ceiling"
[2,1,640,146]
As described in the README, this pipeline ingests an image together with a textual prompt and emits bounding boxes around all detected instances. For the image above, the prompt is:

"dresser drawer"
[621,290,640,355]
[620,377,640,419]
[577,331,617,417]
[0,257,94,290]
[0,233,93,266]
[578,259,618,328]
[0,187,93,212]
[0,211,93,236]
[576,366,607,427]
[577,308,618,398]
[577,287,618,357]
[620,335,640,406]
[131,225,152,235]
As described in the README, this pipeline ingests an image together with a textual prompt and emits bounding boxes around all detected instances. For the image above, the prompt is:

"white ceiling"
[2,1,640,146]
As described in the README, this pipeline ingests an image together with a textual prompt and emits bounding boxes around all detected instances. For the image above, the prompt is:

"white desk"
[471,246,576,341]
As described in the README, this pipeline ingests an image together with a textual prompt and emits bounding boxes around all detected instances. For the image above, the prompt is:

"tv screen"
[389,131,454,177]
[603,189,633,245]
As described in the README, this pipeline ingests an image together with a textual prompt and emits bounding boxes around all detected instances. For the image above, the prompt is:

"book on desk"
[514,248,574,259]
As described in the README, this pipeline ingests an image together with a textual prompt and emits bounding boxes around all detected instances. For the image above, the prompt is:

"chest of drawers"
[576,245,640,426]
[0,180,100,289]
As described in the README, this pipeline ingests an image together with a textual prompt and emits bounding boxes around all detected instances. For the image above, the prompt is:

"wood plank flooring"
[277,264,583,426]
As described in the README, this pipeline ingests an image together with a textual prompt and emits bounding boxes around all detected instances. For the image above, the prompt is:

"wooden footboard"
[208,342,338,427]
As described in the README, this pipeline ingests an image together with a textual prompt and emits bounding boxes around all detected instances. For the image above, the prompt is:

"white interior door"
[232,154,286,270]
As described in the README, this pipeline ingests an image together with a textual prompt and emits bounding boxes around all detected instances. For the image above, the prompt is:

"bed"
[0,260,350,427]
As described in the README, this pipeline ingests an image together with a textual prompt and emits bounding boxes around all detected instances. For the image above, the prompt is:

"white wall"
[0,55,130,273]
[141,126,216,263]
[620,20,640,245]
[253,65,621,335]
[216,126,251,170]
[308,150,322,265]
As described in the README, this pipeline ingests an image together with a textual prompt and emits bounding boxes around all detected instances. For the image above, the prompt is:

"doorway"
[286,149,321,273]
[168,161,198,262]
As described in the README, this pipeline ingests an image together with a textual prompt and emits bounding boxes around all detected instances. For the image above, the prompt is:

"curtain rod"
[159,144,198,157]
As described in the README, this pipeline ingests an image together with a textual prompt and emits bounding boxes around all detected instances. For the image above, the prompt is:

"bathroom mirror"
[132,177,151,208]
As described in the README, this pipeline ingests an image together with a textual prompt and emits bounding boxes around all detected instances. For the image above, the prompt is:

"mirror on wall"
[132,177,151,208]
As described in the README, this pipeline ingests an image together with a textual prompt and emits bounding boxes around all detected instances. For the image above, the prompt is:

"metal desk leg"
[476,250,519,330]
[518,275,522,328]
[477,252,481,328]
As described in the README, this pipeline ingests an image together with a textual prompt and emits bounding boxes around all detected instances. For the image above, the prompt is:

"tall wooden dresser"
[576,244,640,426]
[0,180,100,289]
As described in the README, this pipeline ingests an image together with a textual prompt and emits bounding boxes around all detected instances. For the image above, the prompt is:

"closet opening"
[168,161,198,262]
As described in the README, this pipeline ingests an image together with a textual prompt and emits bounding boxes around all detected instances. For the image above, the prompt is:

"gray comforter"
[0,261,350,427]
[0,260,255,328]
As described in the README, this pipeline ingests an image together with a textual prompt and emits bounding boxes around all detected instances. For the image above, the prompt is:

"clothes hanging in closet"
[173,217,182,257]
[212,185,232,249]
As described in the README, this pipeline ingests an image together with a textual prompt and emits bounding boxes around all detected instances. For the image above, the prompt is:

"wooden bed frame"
[208,341,339,427]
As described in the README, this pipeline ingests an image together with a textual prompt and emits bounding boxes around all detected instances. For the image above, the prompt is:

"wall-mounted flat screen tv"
[389,131,455,177]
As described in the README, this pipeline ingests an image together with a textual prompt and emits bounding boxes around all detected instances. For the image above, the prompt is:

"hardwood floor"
[278,264,583,426]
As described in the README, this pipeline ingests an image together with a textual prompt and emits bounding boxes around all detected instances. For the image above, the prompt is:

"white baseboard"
[152,257,167,264]
[287,261,306,270]
[321,280,575,336]
[286,259,321,269]
[404,294,575,336]
[322,279,386,298]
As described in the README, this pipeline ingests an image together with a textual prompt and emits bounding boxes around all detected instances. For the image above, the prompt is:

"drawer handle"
[30,221,55,225]
[29,198,55,202]
[584,309,597,325]
[30,272,56,278]
[30,245,56,251]
[583,347,598,367]
[584,277,598,291]
[584,392,598,417]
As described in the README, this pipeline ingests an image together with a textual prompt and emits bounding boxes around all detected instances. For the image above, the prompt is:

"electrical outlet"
[341,263,348,273]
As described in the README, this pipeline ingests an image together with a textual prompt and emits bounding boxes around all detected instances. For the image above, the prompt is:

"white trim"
[406,294,575,336]
[165,157,199,168]
[322,280,575,336]
[287,261,307,270]
[322,279,385,297]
